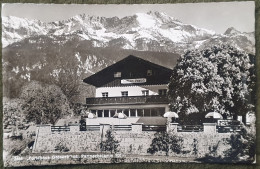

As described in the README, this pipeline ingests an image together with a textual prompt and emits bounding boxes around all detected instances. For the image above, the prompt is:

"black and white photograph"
[2,2,256,167]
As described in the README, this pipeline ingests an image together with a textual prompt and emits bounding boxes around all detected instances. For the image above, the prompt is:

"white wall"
[86,117,139,125]
[95,85,167,97]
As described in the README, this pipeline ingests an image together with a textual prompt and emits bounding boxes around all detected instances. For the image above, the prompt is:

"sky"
[2,1,255,34]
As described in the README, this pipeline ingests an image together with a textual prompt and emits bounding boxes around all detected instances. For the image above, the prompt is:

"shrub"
[193,138,198,156]
[197,126,256,163]
[223,127,255,163]
[100,130,119,154]
[54,142,69,152]
[170,135,183,154]
[147,132,183,156]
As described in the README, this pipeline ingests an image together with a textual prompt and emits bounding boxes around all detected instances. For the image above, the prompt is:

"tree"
[50,58,82,103]
[100,130,119,154]
[20,81,72,125]
[168,45,255,124]
[3,97,24,129]
[147,132,183,156]
[49,51,95,103]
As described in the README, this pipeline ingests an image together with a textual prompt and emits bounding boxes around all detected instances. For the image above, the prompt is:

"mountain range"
[2,11,255,101]
[2,11,255,53]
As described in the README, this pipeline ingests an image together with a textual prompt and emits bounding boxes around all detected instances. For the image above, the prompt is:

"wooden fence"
[50,121,243,133]
[217,125,243,133]
[177,125,204,132]
[112,125,132,131]
[51,126,70,132]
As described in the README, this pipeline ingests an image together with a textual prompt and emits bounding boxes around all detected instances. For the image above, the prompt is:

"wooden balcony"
[86,95,168,106]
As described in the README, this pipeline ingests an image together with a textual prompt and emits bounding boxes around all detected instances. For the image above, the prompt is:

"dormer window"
[102,92,108,97]
[114,72,121,78]
[142,90,149,96]
[121,91,128,97]
[147,70,152,76]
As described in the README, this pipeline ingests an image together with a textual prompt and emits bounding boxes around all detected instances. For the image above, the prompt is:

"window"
[151,108,158,117]
[137,109,143,117]
[104,110,109,117]
[121,91,128,97]
[142,90,149,96]
[110,110,116,117]
[97,110,103,117]
[144,109,151,117]
[123,109,129,117]
[114,72,121,78]
[102,92,108,97]
[158,89,167,96]
[147,69,152,76]
[130,109,136,117]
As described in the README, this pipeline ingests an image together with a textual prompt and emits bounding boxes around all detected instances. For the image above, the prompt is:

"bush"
[193,138,198,156]
[223,127,255,163]
[100,130,119,154]
[147,132,183,156]
[197,127,256,163]
[54,142,69,152]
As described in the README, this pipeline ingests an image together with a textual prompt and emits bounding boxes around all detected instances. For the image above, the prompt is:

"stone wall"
[173,132,231,157]
[33,125,231,157]
[33,130,101,153]
[114,131,156,155]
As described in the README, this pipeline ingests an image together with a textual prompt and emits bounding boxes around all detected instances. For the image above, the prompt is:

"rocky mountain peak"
[146,11,181,23]
[224,27,241,35]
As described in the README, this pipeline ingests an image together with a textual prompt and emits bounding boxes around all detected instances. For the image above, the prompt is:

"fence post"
[203,123,217,133]
[131,123,143,133]
[100,123,111,134]
[167,123,178,133]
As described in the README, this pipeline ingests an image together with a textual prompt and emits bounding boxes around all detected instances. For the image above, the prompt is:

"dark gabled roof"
[83,55,173,87]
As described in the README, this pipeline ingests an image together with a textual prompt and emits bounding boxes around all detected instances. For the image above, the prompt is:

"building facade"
[83,55,172,121]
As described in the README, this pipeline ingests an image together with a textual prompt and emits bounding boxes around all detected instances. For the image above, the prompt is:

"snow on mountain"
[224,27,255,43]
[2,11,255,54]
[2,11,216,51]
[2,16,48,47]
[205,27,255,54]
[136,13,157,28]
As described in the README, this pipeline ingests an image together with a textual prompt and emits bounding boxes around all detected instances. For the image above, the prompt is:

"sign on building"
[121,78,147,84]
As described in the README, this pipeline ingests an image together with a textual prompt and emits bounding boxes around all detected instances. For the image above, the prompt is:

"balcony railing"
[86,95,168,105]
